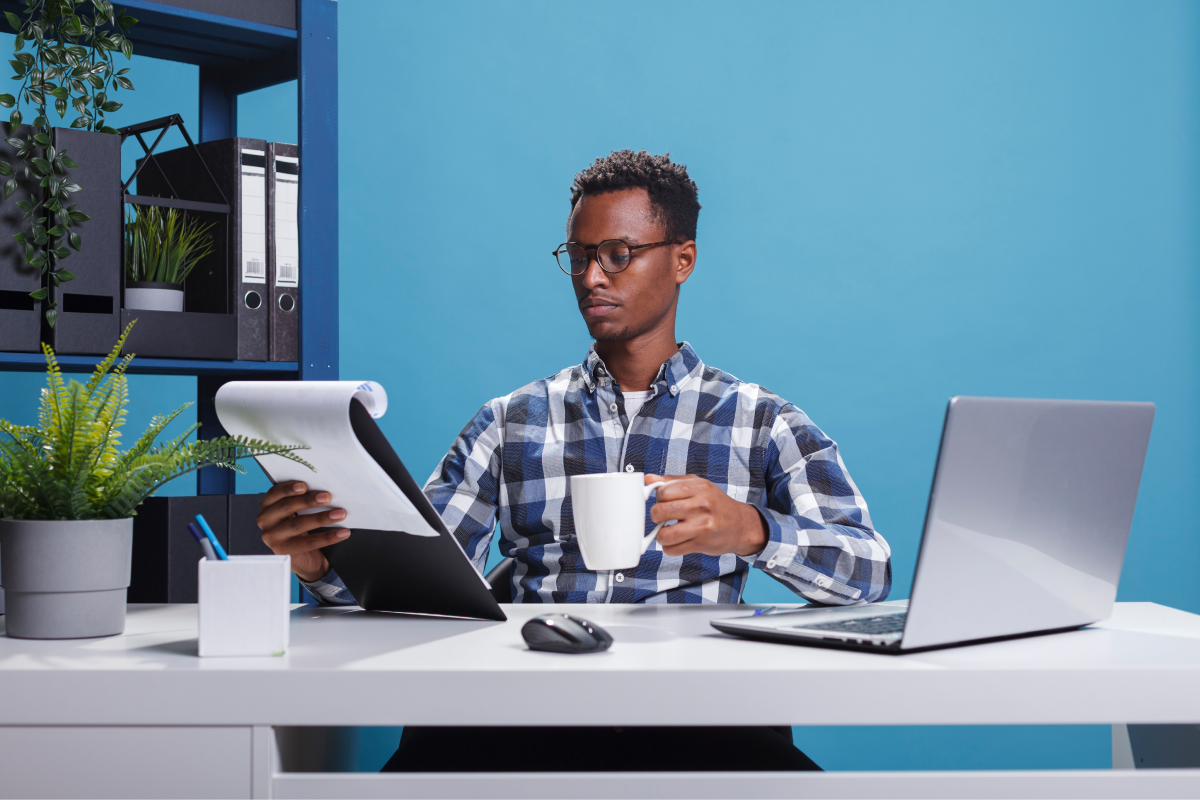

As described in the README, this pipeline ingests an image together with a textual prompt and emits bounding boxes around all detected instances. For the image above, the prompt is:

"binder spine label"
[240,149,267,284]
[273,156,299,288]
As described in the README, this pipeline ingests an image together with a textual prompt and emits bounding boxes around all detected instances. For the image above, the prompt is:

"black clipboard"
[313,400,507,621]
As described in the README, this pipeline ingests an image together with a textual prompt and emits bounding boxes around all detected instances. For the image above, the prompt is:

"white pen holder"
[198,555,291,657]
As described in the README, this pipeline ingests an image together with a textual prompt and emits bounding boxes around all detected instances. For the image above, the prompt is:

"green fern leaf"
[120,401,193,466]
[0,321,311,521]
[81,321,134,399]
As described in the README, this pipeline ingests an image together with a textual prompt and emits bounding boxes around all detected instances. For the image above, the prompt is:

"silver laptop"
[712,396,1155,653]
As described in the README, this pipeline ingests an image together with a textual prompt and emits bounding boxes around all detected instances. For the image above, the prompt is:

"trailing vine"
[1,0,137,327]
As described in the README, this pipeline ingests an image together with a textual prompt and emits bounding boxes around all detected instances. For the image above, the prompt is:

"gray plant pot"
[125,280,184,312]
[0,518,133,639]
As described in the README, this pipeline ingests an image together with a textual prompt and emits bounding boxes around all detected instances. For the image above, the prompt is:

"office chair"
[484,557,515,603]
[484,557,756,607]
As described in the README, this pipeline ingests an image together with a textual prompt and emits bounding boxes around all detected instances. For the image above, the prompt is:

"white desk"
[1,601,1198,799]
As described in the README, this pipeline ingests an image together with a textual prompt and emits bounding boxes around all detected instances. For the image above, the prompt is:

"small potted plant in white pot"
[0,321,310,639]
[124,205,216,312]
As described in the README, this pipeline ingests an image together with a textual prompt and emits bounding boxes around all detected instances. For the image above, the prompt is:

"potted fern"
[124,205,216,312]
[0,321,311,639]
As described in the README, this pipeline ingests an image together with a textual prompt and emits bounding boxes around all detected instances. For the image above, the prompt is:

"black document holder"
[135,137,269,361]
[308,400,507,622]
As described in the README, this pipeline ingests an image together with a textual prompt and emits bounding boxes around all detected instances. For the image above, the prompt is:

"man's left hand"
[645,473,769,558]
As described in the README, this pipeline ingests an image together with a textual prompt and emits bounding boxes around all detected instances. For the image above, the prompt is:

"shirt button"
[669,384,678,395]
[615,573,624,583]
[766,559,777,569]
[609,402,618,413]
[624,464,635,473]
[815,575,831,588]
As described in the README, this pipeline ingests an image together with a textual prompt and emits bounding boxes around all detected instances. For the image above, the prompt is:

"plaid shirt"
[303,342,891,605]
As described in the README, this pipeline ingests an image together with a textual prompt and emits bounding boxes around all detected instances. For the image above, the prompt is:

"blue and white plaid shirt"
[303,342,891,605]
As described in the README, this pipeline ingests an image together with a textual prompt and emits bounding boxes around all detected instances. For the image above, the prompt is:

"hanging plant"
[1,0,138,327]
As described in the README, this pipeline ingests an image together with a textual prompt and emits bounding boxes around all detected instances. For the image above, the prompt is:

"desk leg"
[1113,724,1135,769]
[253,726,275,799]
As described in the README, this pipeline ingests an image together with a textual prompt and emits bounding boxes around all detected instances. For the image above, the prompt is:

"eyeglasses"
[552,239,675,276]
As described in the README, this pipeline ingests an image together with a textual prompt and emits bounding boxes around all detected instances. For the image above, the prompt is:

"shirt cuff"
[751,507,863,603]
[299,568,358,606]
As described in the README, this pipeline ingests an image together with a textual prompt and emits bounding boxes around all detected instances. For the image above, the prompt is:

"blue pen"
[194,514,229,560]
[187,522,218,561]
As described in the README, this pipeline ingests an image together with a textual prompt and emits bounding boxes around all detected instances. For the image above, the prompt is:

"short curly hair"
[569,150,701,242]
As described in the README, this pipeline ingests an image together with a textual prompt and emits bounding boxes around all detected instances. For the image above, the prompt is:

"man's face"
[568,188,691,343]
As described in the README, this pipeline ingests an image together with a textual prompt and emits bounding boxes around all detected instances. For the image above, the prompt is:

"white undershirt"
[622,390,652,419]
[598,389,654,595]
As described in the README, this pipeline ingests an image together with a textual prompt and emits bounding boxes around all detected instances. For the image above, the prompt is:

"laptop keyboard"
[798,613,907,636]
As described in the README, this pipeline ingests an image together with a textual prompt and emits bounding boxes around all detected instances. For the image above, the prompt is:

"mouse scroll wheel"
[564,615,593,634]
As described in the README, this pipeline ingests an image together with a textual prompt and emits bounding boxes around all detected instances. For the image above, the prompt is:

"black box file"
[136,137,269,361]
[228,492,272,556]
[0,126,42,353]
[129,495,230,603]
[267,142,299,362]
[48,128,121,355]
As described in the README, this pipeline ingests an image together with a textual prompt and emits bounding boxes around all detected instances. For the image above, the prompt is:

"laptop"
[712,396,1155,653]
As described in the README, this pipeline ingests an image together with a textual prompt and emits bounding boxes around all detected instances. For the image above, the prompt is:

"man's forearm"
[753,508,892,604]
[299,568,357,606]
[734,502,770,556]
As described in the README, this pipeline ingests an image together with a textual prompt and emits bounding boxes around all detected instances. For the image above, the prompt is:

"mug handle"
[641,480,671,555]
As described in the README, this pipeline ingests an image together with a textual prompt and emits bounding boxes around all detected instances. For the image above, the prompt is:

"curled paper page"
[215,381,438,536]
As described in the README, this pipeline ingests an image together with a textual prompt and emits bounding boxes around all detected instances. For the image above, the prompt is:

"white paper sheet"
[214,381,438,536]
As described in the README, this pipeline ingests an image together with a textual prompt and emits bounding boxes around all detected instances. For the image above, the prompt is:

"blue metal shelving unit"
[0,0,338,495]
[0,351,301,376]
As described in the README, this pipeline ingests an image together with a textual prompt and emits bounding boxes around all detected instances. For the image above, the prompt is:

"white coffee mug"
[570,472,670,571]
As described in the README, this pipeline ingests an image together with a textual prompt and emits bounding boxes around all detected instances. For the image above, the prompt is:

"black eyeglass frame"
[552,239,677,276]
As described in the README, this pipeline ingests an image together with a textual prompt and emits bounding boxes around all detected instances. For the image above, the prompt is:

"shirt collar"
[581,341,702,395]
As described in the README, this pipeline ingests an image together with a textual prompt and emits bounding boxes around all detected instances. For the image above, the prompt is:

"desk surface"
[1,602,1198,727]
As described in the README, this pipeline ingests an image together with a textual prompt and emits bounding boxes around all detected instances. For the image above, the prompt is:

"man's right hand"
[256,481,351,582]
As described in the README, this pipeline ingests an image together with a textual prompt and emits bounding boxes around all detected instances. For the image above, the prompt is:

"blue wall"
[1,0,1196,772]
[337,0,1196,770]
[346,0,1199,618]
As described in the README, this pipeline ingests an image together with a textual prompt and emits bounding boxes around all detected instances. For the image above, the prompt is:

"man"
[257,150,891,770]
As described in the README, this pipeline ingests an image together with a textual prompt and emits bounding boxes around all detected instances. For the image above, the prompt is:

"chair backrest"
[484,556,755,606]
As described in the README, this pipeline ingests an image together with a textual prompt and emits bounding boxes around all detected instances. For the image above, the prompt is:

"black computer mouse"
[521,613,614,654]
